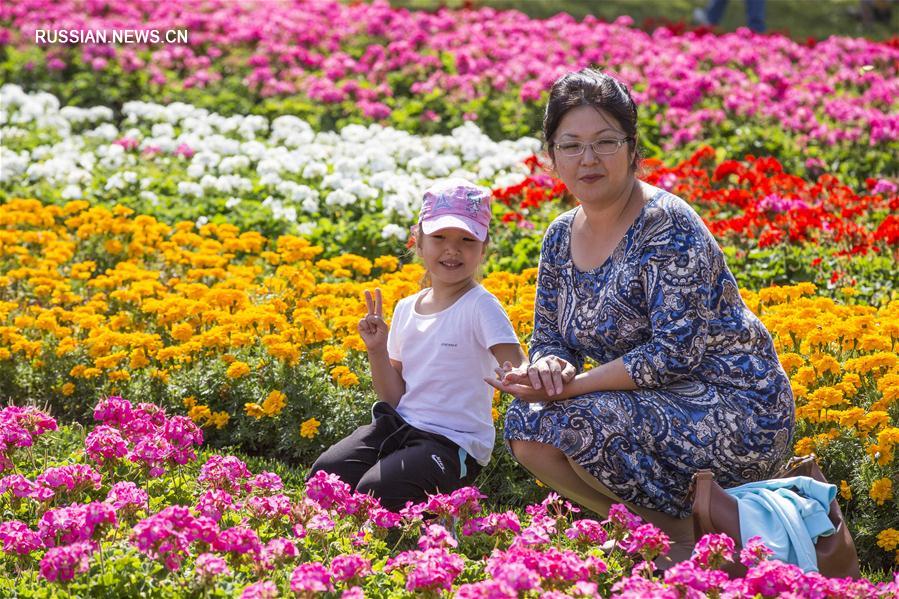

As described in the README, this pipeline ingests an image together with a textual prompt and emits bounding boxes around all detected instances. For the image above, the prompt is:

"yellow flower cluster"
[300,417,321,439]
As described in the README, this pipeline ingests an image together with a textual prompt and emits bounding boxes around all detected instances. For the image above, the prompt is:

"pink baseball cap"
[418,178,492,241]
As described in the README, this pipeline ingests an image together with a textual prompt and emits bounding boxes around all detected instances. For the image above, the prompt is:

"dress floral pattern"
[504,188,795,518]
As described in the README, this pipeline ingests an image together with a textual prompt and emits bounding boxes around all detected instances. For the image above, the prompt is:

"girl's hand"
[498,356,576,397]
[358,288,389,353]
[485,368,573,403]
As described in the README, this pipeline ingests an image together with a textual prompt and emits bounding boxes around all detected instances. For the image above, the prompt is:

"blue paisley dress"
[504,187,795,518]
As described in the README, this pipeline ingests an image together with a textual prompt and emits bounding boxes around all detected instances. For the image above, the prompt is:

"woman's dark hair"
[543,68,642,172]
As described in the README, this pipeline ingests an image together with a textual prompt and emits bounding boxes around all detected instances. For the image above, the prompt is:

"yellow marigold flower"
[330,365,359,387]
[211,411,230,429]
[809,353,840,377]
[82,367,102,379]
[779,352,805,373]
[491,408,500,422]
[263,390,287,417]
[245,402,265,419]
[859,411,890,433]
[183,396,197,409]
[189,405,212,424]
[300,417,321,439]
[321,345,347,365]
[870,478,893,506]
[342,334,367,353]
[794,437,815,455]
[129,348,150,369]
[108,370,130,382]
[104,238,123,254]
[61,382,75,397]
[840,286,859,298]
[840,480,852,501]
[374,255,399,272]
[226,361,250,379]
[171,322,194,342]
[0,348,10,361]
[793,366,817,386]
[877,529,899,552]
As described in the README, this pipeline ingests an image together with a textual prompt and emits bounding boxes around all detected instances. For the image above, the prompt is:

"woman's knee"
[509,440,565,470]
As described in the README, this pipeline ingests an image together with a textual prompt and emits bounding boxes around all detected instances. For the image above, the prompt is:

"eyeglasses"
[553,138,633,158]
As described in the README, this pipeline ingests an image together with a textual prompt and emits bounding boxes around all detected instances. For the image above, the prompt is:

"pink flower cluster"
[6,0,897,146]
[92,396,203,477]
[0,405,57,471]
[130,505,218,571]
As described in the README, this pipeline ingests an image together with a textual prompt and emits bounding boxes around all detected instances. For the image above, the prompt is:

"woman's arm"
[529,222,584,370]
[487,356,634,401]
[621,206,715,388]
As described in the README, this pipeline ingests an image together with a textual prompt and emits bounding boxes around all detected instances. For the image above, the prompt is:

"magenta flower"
[198,455,252,493]
[329,553,372,584]
[692,532,735,570]
[261,537,298,569]
[38,502,116,547]
[194,552,231,584]
[39,541,95,582]
[93,396,133,428]
[241,580,278,599]
[0,474,55,502]
[386,547,464,593]
[131,506,219,571]
[564,518,608,545]
[664,559,729,594]
[304,470,352,510]
[739,535,774,568]
[85,425,129,465]
[418,523,458,550]
[290,562,333,593]
[213,526,261,558]
[248,471,283,494]
[0,520,43,555]
[246,493,292,520]
[623,523,670,562]
[604,503,643,540]
[195,489,236,522]
[105,482,149,516]
[36,464,102,497]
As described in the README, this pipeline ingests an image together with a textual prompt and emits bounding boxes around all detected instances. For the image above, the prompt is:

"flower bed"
[1,198,897,568]
[2,1,897,182]
[1,400,897,596]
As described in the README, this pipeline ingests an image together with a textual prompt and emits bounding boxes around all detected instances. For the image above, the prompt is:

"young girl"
[308,178,525,511]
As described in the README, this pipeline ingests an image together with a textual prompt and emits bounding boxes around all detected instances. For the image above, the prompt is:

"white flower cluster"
[1,84,541,239]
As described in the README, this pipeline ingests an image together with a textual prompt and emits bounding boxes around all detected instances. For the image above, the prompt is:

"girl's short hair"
[543,68,642,172]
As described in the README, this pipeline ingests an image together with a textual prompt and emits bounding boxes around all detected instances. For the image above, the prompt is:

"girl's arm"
[490,343,527,370]
[367,350,405,408]
[359,288,405,408]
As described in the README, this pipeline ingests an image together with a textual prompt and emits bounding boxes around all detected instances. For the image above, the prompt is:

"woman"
[490,68,794,564]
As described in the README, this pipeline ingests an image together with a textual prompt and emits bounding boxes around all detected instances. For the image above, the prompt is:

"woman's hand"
[486,357,577,401]
[503,356,576,396]
[358,288,388,353]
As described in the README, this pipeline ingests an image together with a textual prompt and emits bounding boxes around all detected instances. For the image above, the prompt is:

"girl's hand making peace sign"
[358,288,389,353]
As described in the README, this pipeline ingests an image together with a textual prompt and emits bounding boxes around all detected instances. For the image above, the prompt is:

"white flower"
[177,181,203,197]
[381,224,408,241]
[296,221,316,236]
[196,215,209,227]
[225,197,242,209]
[186,164,205,179]
[61,184,82,199]
[140,190,159,205]
[325,189,356,207]
[302,162,328,179]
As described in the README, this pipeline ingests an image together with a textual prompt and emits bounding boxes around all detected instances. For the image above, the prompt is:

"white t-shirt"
[386,284,519,465]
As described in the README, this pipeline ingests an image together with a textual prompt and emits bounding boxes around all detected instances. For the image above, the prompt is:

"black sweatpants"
[307,402,482,512]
